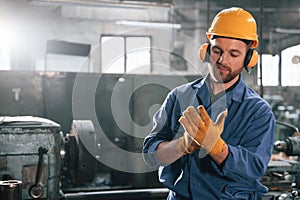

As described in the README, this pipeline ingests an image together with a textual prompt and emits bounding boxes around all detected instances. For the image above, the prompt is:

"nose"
[218,53,228,65]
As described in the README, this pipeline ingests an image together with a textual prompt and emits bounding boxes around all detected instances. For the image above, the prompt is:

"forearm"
[210,143,229,165]
[157,139,229,166]
[156,139,184,165]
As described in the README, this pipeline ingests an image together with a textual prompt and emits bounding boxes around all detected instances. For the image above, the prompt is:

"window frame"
[100,35,152,74]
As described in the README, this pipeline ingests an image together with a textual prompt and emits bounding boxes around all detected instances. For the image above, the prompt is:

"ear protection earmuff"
[198,43,210,63]
[198,42,259,69]
[243,49,258,68]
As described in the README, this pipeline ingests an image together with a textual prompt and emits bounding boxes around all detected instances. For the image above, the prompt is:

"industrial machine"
[0,116,169,200]
[0,71,187,200]
[0,116,62,200]
[262,121,300,200]
[3,118,300,200]
[1,71,300,200]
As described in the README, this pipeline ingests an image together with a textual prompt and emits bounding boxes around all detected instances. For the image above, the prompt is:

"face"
[208,37,248,85]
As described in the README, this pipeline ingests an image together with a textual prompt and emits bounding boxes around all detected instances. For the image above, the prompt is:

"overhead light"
[275,27,300,34]
[29,0,171,8]
[116,20,182,30]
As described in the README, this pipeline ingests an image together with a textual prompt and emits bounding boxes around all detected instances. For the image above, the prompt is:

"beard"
[209,63,243,84]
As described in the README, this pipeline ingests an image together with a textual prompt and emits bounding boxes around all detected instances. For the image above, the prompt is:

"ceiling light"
[275,28,300,34]
[29,0,171,8]
[116,20,182,29]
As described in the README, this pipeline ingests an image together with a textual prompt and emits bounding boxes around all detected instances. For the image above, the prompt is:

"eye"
[211,47,222,54]
[231,53,239,58]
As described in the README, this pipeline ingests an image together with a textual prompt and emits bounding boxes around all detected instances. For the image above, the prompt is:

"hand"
[175,132,201,155]
[179,106,228,155]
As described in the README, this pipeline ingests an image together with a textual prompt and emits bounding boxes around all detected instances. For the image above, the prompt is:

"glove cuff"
[209,138,226,156]
[175,134,201,155]
[175,136,188,155]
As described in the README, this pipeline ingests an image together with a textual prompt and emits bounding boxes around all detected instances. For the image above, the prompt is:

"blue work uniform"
[143,75,275,200]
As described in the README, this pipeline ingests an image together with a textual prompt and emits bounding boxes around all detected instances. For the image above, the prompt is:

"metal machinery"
[0,116,169,200]
[2,117,300,200]
[1,71,300,200]
[0,116,62,200]
[0,71,181,200]
[261,121,300,200]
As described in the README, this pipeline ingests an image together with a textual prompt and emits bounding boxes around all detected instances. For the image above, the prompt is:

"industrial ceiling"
[26,0,300,55]
[174,0,300,55]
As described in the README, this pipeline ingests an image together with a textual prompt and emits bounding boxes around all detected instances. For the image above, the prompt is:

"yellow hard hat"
[206,7,259,48]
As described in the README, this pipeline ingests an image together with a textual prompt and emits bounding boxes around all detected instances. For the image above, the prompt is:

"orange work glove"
[175,132,201,155]
[179,106,228,155]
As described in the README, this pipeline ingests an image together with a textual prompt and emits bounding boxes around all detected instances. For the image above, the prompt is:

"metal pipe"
[279,51,282,86]
[206,0,210,29]
[63,188,169,200]
[276,120,299,133]
[259,0,264,97]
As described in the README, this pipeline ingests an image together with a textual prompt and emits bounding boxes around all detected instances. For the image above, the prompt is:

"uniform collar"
[192,74,245,103]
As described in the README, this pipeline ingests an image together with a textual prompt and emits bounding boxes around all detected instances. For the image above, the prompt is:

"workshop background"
[0,0,300,199]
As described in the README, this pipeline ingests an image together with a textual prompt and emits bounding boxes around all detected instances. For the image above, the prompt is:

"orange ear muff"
[244,49,258,68]
[198,43,210,62]
[199,43,258,68]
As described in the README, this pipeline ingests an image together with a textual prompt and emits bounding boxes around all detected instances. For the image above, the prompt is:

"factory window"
[101,36,151,74]
[43,40,92,73]
[44,54,89,72]
[281,44,300,86]
[258,45,300,86]
[0,46,10,70]
[0,24,12,70]
[258,54,279,86]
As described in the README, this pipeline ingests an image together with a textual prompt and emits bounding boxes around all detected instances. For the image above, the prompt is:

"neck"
[209,75,240,95]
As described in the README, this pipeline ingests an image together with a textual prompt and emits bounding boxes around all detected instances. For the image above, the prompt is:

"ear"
[198,43,210,62]
[244,49,258,68]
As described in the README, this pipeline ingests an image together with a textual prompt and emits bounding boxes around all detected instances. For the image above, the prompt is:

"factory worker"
[143,7,275,200]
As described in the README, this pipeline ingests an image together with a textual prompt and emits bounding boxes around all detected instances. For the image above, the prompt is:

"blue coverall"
[143,75,275,200]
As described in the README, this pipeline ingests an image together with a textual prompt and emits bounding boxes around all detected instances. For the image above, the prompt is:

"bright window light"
[101,36,125,73]
[258,54,279,86]
[126,37,150,74]
[101,36,151,74]
[0,22,14,70]
[282,44,300,86]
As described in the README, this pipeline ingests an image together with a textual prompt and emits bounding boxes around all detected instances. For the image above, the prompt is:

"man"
[143,7,275,200]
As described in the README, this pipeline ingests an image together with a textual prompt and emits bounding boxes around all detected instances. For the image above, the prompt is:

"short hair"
[211,35,252,46]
